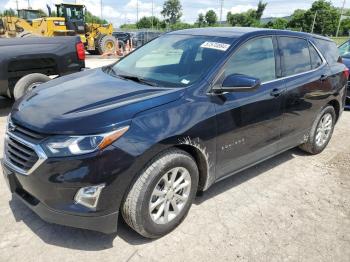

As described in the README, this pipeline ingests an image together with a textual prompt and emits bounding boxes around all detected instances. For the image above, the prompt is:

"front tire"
[13,73,51,100]
[299,105,336,154]
[122,149,199,238]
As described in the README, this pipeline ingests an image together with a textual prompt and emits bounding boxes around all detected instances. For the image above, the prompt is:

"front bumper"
[2,160,119,234]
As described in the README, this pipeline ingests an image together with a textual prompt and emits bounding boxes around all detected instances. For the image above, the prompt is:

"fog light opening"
[74,184,105,210]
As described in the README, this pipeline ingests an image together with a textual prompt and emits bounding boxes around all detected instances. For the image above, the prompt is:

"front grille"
[4,120,46,174]
[5,136,39,172]
[10,123,46,143]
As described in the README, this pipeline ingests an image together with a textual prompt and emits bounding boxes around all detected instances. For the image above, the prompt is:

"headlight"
[42,126,129,157]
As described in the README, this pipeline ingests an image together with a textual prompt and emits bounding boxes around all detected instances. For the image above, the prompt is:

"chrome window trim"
[3,131,47,176]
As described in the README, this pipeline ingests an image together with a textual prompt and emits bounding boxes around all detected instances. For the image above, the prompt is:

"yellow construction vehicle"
[0,8,74,38]
[55,3,116,54]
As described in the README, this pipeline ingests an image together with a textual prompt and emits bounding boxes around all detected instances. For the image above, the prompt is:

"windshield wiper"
[117,74,158,87]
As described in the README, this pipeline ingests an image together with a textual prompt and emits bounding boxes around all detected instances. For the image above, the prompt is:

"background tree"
[2,8,16,16]
[196,13,206,27]
[267,18,288,29]
[227,1,266,27]
[85,10,108,24]
[205,10,218,26]
[288,9,307,31]
[304,0,339,35]
[254,1,268,20]
[136,16,160,29]
[161,0,182,25]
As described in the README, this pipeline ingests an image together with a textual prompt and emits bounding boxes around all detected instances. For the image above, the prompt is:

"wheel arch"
[174,144,210,192]
[327,99,340,122]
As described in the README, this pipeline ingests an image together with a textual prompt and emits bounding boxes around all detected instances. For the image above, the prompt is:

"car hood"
[11,68,185,135]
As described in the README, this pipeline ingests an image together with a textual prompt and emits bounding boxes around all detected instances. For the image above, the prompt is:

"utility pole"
[311,10,317,33]
[151,0,154,29]
[136,0,139,23]
[27,0,30,8]
[336,0,346,37]
[16,0,19,11]
[219,0,224,26]
[100,0,103,20]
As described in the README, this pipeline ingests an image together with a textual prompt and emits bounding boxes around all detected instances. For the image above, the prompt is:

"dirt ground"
[0,57,349,261]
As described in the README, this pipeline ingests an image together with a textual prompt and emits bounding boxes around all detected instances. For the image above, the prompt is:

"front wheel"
[13,73,51,100]
[299,105,336,154]
[122,149,199,238]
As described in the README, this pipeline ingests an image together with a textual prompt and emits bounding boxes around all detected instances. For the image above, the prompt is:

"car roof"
[168,27,332,42]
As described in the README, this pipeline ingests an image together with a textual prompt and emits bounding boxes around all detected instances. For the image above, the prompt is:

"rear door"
[213,36,285,179]
[276,36,332,149]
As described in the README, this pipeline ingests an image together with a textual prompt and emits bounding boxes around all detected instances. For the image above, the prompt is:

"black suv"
[2,28,347,238]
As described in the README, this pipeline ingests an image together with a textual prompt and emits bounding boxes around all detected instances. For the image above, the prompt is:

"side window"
[309,44,323,69]
[338,41,350,57]
[279,37,311,76]
[224,37,276,83]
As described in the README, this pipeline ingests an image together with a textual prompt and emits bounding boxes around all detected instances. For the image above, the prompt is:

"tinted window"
[314,39,340,64]
[279,37,311,76]
[224,37,276,83]
[338,41,350,58]
[113,35,233,87]
[309,44,323,69]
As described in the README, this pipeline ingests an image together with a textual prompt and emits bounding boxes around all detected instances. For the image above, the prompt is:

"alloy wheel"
[149,167,191,224]
[315,113,333,147]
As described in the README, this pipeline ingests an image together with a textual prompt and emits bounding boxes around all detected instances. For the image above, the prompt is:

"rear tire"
[122,149,199,238]
[299,105,336,154]
[96,34,117,55]
[13,73,50,100]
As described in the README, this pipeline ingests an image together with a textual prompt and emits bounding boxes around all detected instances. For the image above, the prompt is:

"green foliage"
[136,16,160,29]
[288,9,307,31]
[50,10,57,17]
[161,0,182,24]
[169,22,193,30]
[85,11,108,24]
[227,1,267,27]
[205,10,218,26]
[255,1,268,20]
[1,8,16,16]
[120,23,138,29]
[196,13,206,27]
[305,0,339,35]
[265,18,288,29]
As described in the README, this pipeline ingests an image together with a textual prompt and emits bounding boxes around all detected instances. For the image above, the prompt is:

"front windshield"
[111,34,234,87]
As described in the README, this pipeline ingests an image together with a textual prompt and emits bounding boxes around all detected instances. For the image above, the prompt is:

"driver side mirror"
[213,74,261,93]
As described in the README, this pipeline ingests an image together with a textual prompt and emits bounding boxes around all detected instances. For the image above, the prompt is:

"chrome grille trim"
[3,131,47,176]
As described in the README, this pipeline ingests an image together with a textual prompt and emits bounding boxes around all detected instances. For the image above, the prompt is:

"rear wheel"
[122,149,199,238]
[13,73,51,100]
[96,34,117,55]
[299,105,336,154]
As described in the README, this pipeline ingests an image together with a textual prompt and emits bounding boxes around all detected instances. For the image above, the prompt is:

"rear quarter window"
[314,38,340,65]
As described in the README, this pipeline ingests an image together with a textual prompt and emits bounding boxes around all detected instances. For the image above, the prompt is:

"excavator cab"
[56,3,86,34]
[17,9,41,24]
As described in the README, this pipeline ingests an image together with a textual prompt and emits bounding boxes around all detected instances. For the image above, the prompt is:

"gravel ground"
[0,57,349,261]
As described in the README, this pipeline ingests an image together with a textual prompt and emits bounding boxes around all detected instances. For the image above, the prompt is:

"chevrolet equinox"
[2,28,348,238]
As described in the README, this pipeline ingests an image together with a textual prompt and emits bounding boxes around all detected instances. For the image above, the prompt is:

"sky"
[0,0,348,27]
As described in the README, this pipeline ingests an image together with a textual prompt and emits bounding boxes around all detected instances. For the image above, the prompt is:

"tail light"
[343,67,349,79]
[76,42,85,61]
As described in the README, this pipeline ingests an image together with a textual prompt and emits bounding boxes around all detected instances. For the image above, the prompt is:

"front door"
[213,36,285,179]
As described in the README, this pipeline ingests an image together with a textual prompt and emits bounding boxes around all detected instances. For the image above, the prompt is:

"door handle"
[270,88,284,97]
[320,74,328,81]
